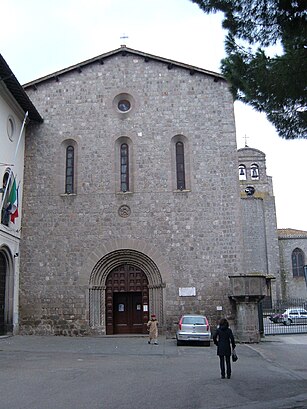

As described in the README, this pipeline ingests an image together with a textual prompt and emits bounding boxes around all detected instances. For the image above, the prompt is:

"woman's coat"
[213,325,236,356]
[147,319,158,338]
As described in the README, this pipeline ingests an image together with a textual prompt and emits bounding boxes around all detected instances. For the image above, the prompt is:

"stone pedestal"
[229,275,269,343]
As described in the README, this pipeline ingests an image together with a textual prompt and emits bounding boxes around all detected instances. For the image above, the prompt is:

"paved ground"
[0,334,306,409]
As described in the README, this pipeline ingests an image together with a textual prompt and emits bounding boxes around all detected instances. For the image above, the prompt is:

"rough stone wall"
[19,51,243,335]
[240,198,268,273]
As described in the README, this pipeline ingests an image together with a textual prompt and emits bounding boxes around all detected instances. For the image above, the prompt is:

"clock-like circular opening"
[118,99,131,112]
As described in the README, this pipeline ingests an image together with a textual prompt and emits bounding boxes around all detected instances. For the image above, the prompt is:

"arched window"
[176,141,186,190]
[251,164,259,180]
[239,165,247,180]
[120,143,129,192]
[292,248,305,277]
[65,146,74,194]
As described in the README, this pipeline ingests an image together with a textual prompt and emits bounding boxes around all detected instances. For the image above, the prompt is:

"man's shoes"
[227,375,231,379]
[221,375,225,379]
[148,341,151,344]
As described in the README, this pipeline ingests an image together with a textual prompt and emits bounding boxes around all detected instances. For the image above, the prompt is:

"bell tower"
[238,147,281,301]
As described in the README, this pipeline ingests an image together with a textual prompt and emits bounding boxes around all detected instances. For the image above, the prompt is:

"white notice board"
[179,287,196,297]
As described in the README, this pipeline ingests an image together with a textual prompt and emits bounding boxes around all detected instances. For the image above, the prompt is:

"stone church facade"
[5,46,303,339]
[20,46,244,336]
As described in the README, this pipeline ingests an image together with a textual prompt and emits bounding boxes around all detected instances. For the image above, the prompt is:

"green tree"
[191,0,307,139]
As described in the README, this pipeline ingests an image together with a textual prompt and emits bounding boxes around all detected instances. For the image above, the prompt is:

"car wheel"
[176,339,183,346]
[203,341,210,347]
[284,319,292,326]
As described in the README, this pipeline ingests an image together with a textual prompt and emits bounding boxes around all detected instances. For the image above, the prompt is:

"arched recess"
[0,247,14,335]
[89,249,164,334]
[114,136,134,193]
[292,248,305,277]
[57,138,79,194]
[170,134,191,191]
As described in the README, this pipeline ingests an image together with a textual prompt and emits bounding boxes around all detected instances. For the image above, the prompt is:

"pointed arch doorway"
[106,264,149,334]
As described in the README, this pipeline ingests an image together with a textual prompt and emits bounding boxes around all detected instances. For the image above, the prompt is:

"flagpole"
[0,111,28,215]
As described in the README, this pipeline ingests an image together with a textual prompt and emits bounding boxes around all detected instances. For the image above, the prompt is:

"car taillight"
[178,318,182,330]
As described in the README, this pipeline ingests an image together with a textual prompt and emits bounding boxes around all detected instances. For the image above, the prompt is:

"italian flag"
[8,178,19,223]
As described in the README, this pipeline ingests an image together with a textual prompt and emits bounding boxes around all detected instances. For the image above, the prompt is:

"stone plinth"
[229,275,269,343]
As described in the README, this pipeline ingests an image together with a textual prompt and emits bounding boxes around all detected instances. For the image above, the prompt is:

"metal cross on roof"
[244,134,249,147]
[120,33,129,46]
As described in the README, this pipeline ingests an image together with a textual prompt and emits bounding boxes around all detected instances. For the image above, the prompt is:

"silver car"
[176,314,211,346]
[282,308,307,325]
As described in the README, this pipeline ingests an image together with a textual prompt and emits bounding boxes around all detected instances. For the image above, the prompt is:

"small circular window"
[113,93,135,116]
[7,116,15,141]
[118,99,131,112]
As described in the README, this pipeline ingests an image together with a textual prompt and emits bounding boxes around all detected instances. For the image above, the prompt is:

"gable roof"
[0,54,43,122]
[238,147,266,158]
[23,46,225,88]
[278,228,307,239]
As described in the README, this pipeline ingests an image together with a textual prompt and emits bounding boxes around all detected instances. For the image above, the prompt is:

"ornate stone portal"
[89,249,164,335]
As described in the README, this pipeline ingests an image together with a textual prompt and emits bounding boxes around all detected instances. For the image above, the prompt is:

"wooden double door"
[106,264,149,335]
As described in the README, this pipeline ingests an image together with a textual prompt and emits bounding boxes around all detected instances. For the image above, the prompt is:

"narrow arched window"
[120,143,129,192]
[239,165,247,180]
[176,142,186,190]
[292,248,305,277]
[65,146,74,194]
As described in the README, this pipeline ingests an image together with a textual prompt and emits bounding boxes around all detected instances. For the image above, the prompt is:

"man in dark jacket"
[213,318,236,379]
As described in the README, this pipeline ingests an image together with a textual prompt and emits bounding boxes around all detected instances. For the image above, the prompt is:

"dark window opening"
[118,100,131,112]
[65,146,74,194]
[176,142,186,190]
[292,248,305,277]
[120,143,129,192]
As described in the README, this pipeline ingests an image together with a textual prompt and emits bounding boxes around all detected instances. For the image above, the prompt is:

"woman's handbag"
[232,349,238,362]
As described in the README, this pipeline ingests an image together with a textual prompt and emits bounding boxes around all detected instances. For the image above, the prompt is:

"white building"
[0,54,42,335]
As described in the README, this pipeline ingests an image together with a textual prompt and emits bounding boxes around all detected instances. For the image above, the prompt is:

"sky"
[1,0,306,231]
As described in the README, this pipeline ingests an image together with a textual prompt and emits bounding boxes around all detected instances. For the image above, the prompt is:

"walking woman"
[213,318,236,379]
[147,314,159,345]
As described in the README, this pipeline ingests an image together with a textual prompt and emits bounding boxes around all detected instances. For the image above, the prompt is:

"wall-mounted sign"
[216,306,223,311]
[118,304,125,312]
[179,287,196,297]
[143,304,148,312]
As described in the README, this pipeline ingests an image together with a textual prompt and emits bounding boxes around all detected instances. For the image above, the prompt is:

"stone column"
[229,275,271,343]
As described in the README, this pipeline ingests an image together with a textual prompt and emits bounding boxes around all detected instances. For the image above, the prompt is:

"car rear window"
[182,317,206,325]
